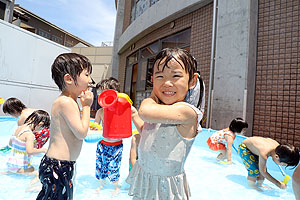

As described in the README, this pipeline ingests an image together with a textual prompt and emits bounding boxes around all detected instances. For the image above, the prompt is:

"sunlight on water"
[0,117,295,200]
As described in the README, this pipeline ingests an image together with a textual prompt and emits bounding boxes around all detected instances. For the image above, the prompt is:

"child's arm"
[61,90,93,139]
[139,92,197,125]
[292,165,300,199]
[226,135,234,164]
[94,108,103,125]
[130,135,140,167]
[131,106,144,133]
[25,132,47,155]
[258,156,286,189]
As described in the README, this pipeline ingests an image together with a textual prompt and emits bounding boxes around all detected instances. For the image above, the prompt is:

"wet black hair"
[96,77,120,92]
[24,110,50,130]
[2,97,26,115]
[153,48,205,109]
[229,117,248,133]
[275,144,300,167]
[51,53,92,91]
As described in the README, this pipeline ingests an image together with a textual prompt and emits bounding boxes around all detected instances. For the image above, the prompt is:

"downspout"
[206,0,218,128]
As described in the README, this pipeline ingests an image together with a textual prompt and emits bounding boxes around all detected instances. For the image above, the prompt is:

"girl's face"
[152,58,195,105]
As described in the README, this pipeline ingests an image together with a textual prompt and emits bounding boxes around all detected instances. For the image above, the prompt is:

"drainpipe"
[206,0,218,128]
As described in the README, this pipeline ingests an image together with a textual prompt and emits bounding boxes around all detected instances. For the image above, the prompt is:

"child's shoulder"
[54,95,76,106]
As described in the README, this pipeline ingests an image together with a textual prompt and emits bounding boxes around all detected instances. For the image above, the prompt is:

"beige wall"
[71,46,113,84]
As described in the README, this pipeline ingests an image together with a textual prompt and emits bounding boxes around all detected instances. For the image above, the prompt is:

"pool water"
[0,117,296,200]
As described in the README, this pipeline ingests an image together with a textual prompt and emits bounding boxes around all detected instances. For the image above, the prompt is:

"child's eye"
[155,75,163,79]
[173,75,182,78]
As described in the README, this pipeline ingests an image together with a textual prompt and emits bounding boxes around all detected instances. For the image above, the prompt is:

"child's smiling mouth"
[163,91,176,96]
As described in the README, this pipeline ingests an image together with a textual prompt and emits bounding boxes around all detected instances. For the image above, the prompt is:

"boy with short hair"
[238,136,299,190]
[36,53,94,199]
[93,77,143,195]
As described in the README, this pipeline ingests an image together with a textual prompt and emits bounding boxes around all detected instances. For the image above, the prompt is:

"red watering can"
[98,89,133,139]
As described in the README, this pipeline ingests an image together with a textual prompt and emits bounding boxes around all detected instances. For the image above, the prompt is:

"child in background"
[37,53,93,200]
[2,97,50,149]
[207,118,248,164]
[238,137,299,190]
[2,97,36,126]
[126,48,205,200]
[93,77,143,195]
[7,109,50,173]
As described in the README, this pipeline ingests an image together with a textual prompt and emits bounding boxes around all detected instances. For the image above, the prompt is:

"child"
[238,137,299,189]
[36,53,93,200]
[126,48,205,200]
[207,118,248,164]
[3,97,36,126]
[2,97,50,149]
[93,77,143,195]
[7,109,50,173]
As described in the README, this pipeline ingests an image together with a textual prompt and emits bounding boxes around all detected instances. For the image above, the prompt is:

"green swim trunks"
[238,143,260,177]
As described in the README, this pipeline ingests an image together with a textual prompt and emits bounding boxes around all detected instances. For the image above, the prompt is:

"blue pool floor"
[0,117,296,200]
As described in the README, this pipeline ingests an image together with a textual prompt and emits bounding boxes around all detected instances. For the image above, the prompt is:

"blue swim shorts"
[95,140,123,182]
[238,143,260,177]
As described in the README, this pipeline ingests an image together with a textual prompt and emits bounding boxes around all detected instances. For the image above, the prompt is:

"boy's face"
[272,154,288,166]
[152,58,191,105]
[76,69,92,92]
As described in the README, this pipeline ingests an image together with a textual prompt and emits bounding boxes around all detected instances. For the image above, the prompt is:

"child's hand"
[278,181,287,189]
[131,106,138,117]
[80,90,94,107]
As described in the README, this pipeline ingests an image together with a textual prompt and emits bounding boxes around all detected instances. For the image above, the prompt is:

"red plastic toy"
[98,89,132,139]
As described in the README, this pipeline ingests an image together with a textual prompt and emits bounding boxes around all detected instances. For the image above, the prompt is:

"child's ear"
[188,73,198,89]
[64,74,73,86]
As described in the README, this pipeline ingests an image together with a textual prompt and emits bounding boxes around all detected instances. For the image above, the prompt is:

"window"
[141,41,159,59]
[52,35,63,45]
[38,29,50,39]
[130,0,160,22]
[161,29,191,49]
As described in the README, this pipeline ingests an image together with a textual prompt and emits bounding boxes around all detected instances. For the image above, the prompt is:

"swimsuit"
[95,140,123,182]
[238,143,260,177]
[7,129,32,173]
[207,128,235,151]
[37,155,76,200]
[126,102,202,200]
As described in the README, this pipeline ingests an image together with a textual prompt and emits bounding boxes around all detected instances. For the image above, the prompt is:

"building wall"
[253,0,300,146]
[210,0,253,129]
[117,2,213,124]
[0,20,70,115]
[71,46,113,85]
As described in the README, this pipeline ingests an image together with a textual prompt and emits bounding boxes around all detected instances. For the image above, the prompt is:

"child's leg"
[256,175,265,186]
[112,179,121,196]
[95,179,106,192]
[217,149,226,160]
